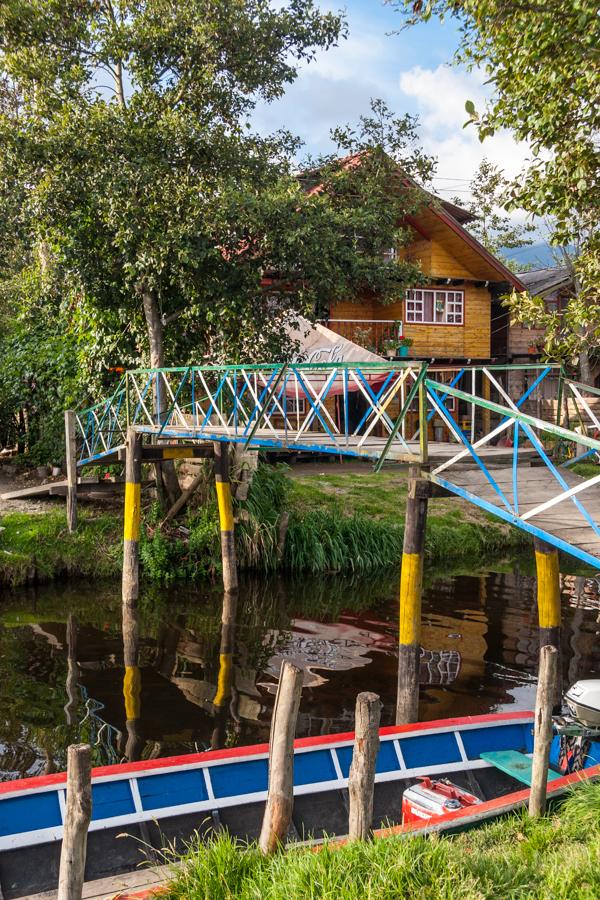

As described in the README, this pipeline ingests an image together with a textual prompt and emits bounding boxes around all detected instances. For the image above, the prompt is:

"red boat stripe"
[0,711,533,796]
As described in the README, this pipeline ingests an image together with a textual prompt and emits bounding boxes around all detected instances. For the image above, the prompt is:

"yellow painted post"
[396,466,429,724]
[212,591,237,749]
[534,537,562,708]
[213,442,238,594]
[122,427,142,610]
[122,426,143,760]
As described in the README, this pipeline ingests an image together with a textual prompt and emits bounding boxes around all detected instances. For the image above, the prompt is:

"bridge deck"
[434,465,600,567]
[132,426,536,465]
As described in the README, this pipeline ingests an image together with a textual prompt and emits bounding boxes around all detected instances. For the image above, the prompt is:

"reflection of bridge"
[74,362,600,567]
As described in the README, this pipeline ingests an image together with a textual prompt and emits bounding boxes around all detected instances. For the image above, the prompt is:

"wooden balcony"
[318,319,400,355]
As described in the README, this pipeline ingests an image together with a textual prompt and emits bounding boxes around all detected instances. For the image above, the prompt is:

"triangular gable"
[406,206,525,290]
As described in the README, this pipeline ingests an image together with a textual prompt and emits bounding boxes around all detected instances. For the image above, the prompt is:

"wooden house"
[311,180,527,438]
[319,191,525,365]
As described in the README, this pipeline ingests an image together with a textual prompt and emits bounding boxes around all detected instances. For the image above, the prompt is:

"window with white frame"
[405,289,464,325]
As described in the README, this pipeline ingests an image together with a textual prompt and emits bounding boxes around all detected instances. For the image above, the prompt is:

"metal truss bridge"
[74,362,600,568]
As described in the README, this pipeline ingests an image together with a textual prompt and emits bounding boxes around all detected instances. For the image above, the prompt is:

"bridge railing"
[74,362,430,465]
[559,377,600,466]
[75,377,128,465]
[374,363,561,467]
[423,376,600,567]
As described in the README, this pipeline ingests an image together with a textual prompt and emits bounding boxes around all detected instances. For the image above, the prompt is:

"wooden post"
[259,661,303,854]
[482,373,491,436]
[122,427,143,761]
[396,467,429,724]
[57,743,92,900]
[160,469,204,527]
[65,410,77,533]
[534,536,562,707]
[122,427,142,623]
[348,692,382,841]
[213,442,238,594]
[529,645,559,817]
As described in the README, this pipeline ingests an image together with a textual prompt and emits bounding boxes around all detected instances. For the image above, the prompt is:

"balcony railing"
[318,319,401,356]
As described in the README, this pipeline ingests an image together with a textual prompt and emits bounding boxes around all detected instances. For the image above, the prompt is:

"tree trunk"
[579,346,592,385]
[141,289,181,509]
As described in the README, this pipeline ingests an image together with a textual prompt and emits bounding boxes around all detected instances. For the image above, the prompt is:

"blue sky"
[253,1,532,209]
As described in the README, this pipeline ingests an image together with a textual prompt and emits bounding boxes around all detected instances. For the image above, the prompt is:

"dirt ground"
[284,457,401,478]
[0,467,63,515]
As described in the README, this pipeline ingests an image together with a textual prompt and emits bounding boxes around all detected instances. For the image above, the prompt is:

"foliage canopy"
[0,2,436,460]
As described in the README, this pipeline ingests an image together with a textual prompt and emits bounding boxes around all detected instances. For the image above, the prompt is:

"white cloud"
[398,63,532,183]
[399,65,488,132]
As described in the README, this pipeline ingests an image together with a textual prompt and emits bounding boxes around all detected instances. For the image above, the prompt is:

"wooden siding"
[326,205,513,360]
[508,323,546,357]
[331,284,491,359]
[413,208,510,282]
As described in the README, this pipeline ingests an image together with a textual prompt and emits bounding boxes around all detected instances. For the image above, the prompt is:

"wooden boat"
[1,710,599,898]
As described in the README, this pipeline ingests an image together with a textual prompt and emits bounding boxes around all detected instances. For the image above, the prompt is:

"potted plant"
[382,338,398,359]
[397,337,413,358]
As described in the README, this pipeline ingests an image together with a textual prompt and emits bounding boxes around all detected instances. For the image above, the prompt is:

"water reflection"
[0,561,599,779]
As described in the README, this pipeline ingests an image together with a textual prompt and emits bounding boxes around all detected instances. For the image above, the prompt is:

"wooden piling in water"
[259,661,303,855]
[396,467,429,725]
[122,427,143,761]
[65,410,77,533]
[534,536,562,706]
[122,427,142,619]
[64,614,78,727]
[529,645,559,818]
[348,692,382,841]
[57,743,92,900]
[213,442,238,594]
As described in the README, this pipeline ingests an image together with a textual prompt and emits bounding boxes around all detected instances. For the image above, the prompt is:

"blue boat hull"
[0,711,598,897]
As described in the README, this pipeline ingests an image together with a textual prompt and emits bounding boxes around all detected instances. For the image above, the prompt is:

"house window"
[405,289,464,325]
[285,397,306,414]
[545,294,569,315]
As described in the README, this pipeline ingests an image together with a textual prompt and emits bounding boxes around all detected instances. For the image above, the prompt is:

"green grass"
[160,781,600,899]
[0,464,528,585]
[570,462,600,478]
[283,468,525,574]
[0,509,121,586]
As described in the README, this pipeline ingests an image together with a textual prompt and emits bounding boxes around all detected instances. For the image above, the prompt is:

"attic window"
[405,289,464,325]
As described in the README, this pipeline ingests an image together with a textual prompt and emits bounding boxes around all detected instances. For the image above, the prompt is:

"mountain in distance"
[502,243,566,272]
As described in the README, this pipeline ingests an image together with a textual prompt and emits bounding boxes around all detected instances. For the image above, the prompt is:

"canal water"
[1,559,599,780]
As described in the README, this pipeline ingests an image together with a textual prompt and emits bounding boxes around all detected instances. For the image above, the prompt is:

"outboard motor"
[564,680,600,729]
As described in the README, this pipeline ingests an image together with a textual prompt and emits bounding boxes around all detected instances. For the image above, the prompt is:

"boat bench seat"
[480,750,562,787]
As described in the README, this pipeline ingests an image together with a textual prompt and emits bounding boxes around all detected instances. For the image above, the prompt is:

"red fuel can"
[402,777,481,825]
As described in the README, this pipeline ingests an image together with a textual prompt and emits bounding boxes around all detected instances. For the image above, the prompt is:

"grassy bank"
[0,509,121,586]
[283,467,525,573]
[0,462,527,586]
[162,781,600,899]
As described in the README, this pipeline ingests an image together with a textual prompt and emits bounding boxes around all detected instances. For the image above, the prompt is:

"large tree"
[0,4,434,488]
[392,0,600,377]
